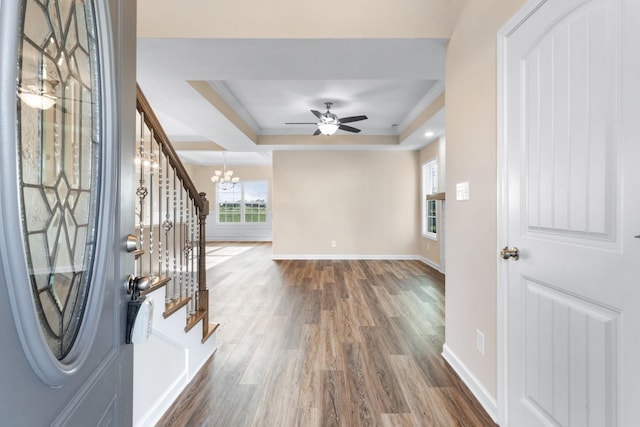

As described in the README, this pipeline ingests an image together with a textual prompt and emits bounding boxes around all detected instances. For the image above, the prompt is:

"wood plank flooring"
[156,243,496,427]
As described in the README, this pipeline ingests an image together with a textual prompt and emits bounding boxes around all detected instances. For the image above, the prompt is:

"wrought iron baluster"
[179,183,185,301]
[194,202,200,313]
[173,168,178,302]
[163,153,173,304]
[190,198,196,316]
[157,147,163,278]
[184,189,191,316]
[148,128,155,278]
[136,112,148,276]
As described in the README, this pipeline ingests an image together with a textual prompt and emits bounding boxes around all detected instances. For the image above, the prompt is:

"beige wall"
[272,151,419,257]
[419,139,442,267]
[444,0,527,398]
[138,0,453,39]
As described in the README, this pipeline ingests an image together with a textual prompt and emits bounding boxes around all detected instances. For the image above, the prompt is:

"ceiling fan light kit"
[285,102,368,136]
[317,122,339,135]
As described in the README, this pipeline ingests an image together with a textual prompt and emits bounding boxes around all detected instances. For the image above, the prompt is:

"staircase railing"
[135,84,215,342]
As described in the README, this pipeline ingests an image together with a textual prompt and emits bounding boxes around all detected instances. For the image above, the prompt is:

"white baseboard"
[269,254,445,273]
[271,254,421,261]
[418,256,442,273]
[441,344,498,423]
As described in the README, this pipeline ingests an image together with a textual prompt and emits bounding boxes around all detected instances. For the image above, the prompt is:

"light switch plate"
[456,182,470,201]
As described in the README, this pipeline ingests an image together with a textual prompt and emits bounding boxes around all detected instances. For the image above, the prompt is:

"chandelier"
[210,151,239,190]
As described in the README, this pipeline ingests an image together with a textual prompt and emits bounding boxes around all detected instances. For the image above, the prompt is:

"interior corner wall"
[444,0,527,400]
[272,150,419,258]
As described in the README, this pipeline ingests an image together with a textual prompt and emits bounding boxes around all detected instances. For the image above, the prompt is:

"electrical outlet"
[331,240,336,248]
[476,329,485,355]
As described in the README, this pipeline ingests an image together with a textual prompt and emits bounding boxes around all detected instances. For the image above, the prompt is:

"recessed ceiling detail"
[137,38,447,162]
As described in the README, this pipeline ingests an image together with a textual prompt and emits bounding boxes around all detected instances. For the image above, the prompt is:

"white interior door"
[499,0,640,425]
[0,0,136,425]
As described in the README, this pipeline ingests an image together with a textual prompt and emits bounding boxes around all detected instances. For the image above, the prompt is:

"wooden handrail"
[136,84,208,214]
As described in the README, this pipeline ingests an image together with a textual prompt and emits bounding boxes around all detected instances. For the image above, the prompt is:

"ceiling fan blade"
[338,124,361,133]
[311,110,323,119]
[313,128,322,136]
[285,122,317,125]
[339,115,368,124]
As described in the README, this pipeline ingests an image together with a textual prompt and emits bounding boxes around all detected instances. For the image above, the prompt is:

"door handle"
[500,246,519,260]
[124,275,152,344]
[125,274,152,299]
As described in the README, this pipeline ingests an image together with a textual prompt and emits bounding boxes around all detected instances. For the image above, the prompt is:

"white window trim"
[422,159,438,240]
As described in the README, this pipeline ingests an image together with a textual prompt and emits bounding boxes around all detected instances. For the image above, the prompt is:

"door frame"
[496,0,548,425]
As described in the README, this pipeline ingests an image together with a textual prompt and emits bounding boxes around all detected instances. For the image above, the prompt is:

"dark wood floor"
[156,242,496,427]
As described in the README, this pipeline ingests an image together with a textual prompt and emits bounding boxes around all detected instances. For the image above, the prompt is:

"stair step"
[202,323,219,344]
[163,296,190,319]
[142,276,172,296]
[185,310,206,333]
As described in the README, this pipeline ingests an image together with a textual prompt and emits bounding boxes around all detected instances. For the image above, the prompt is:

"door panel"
[0,0,135,425]
[522,278,618,426]
[523,0,618,243]
[500,0,639,425]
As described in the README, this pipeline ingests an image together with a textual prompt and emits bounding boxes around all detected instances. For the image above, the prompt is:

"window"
[243,181,268,223]
[422,160,438,239]
[216,181,268,224]
[17,0,102,363]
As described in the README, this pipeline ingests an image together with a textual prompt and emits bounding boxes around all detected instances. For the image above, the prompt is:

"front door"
[0,0,136,425]
[499,0,640,425]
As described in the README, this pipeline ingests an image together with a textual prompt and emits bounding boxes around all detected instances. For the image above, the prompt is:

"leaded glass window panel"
[16,0,101,360]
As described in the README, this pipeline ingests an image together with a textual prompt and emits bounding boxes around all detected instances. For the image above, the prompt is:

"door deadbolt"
[125,233,139,252]
[500,246,519,260]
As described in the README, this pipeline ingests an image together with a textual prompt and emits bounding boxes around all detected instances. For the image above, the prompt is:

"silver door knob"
[500,246,519,260]
[125,274,152,295]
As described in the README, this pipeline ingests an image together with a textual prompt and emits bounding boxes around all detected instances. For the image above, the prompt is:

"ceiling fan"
[285,102,368,136]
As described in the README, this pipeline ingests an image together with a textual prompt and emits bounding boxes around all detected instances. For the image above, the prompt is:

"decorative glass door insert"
[17,0,101,360]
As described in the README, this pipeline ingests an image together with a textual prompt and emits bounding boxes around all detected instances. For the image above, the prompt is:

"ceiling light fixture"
[317,105,340,135]
[210,151,240,190]
[424,131,435,137]
[317,122,339,135]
